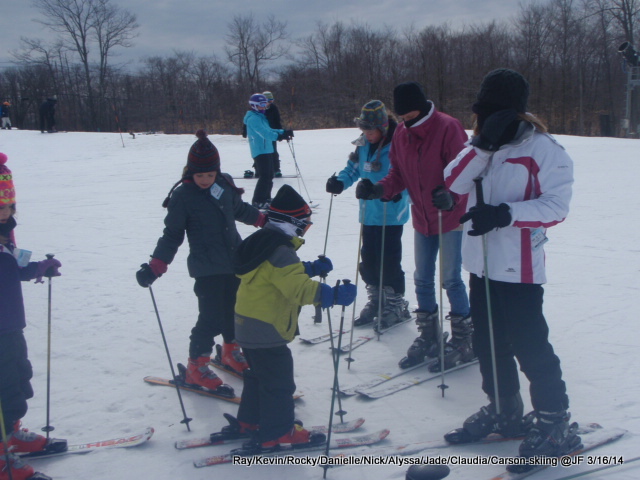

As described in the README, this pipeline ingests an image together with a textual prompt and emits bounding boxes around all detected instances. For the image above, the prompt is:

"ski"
[143,375,240,404]
[299,328,348,345]
[233,174,300,179]
[334,335,374,354]
[19,427,154,460]
[193,429,390,467]
[176,417,365,450]
[323,424,612,469]
[488,426,627,479]
[356,359,479,398]
[302,315,412,348]
[336,316,414,354]
[339,357,438,396]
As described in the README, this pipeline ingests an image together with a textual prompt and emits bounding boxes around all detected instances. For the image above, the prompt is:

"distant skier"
[1,102,12,129]
[243,93,292,208]
[355,82,472,371]
[263,91,284,177]
[326,100,411,329]
[136,130,266,390]
[443,68,579,462]
[39,97,57,133]
[0,152,64,480]
[232,184,356,451]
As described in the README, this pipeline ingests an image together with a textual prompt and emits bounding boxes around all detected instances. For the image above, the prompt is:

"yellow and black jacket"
[234,224,323,349]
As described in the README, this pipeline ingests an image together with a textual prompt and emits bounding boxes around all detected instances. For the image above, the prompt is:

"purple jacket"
[378,103,469,236]
[0,244,38,334]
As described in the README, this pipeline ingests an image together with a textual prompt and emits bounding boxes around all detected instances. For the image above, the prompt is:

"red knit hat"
[0,153,16,205]
[187,129,220,174]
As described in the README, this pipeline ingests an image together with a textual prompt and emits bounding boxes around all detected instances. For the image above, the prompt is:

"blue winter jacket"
[337,120,410,226]
[243,110,284,158]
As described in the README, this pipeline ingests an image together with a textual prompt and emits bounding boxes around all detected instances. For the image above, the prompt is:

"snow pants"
[252,153,275,205]
[189,274,239,359]
[237,345,296,443]
[0,331,34,435]
[359,225,405,294]
[469,274,569,413]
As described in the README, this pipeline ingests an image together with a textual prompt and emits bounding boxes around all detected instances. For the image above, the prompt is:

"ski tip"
[379,429,391,440]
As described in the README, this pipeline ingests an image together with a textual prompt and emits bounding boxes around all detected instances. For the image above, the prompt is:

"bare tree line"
[2,0,640,136]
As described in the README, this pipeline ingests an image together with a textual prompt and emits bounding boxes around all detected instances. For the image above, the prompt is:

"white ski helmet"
[249,93,268,112]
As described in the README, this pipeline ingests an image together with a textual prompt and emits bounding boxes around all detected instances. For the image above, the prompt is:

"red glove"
[254,212,267,228]
[149,258,168,276]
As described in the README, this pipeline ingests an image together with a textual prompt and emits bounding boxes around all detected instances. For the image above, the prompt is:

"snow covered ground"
[1,127,639,479]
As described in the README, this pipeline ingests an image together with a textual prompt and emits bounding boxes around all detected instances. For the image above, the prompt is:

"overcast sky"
[2,1,537,70]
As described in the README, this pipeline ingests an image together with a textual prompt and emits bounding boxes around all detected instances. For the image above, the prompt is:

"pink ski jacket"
[378,103,468,236]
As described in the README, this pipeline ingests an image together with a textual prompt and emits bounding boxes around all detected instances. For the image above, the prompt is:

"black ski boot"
[375,286,411,332]
[398,309,441,369]
[444,393,526,444]
[518,410,581,458]
[428,314,475,372]
[354,284,380,327]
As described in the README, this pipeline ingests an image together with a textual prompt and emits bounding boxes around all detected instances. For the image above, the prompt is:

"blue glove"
[303,257,333,278]
[333,282,357,307]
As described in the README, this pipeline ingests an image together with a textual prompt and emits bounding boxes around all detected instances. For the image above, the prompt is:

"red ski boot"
[221,343,249,373]
[0,445,36,480]
[9,422,47,454]
[185,356,223,391]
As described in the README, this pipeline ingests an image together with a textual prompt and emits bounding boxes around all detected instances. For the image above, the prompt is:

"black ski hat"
[268,184,312,236]
[393,82,430,116]
[268,184,311,220]
[473,68,530,114]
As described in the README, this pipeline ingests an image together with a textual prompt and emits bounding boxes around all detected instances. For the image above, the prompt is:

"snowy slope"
[1,128,638,479]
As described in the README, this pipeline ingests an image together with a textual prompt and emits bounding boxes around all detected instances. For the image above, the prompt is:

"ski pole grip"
[318,254,327,279]
[44,253,56,278]
[473,177,485,206]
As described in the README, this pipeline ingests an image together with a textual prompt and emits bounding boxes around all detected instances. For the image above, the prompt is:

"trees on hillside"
[2,1,639,136]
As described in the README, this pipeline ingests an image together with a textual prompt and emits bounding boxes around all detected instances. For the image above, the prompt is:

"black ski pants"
[189,274,239,359]
[0,331,34,435]
[359,225,405,294]
[252,153,275,205]
[272,141,281,172]
[469,274,569,413]
[237,345,296,443]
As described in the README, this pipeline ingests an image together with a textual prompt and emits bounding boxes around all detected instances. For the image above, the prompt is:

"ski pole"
[147,285,192,431]
[42,253,55,439]
[287,139,314,204]
[436,211,449,397]
[375,202,388,340]
[345,202,366,368]
[323,280,350,479]
[314,192,335,324]
[473,176,501,414]
[0,399,15,480]
[324,280,346,422]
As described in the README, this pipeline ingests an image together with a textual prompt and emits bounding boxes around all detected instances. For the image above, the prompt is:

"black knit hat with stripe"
[187,129,220,174]
[268,184,311,221]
